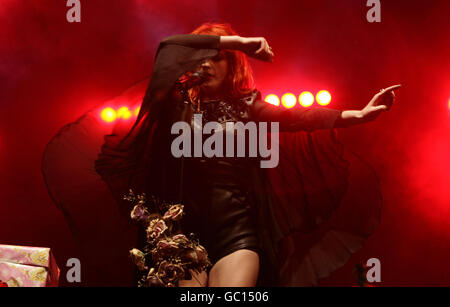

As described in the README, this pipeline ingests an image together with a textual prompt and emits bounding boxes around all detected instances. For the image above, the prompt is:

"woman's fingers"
[390,91,395,104]
[373,105,388,112]
[263,41,274,62]
[370,84,400,106]
[363,84,400,122]
[378,84,402,97]
[246,37,274,62]
[267,42,274,61]
[255,38,266,55]
[255,37,273,61]
[386,91,395,109]
[383,84,402,92]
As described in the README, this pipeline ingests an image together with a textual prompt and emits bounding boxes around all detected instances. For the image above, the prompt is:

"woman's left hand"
[360,84,402,122]
[340,84,401,126]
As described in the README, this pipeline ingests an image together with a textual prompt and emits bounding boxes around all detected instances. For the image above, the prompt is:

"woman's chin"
[201,85,221,97]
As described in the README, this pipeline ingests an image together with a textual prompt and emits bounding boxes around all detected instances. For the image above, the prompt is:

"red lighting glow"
[117,106,132,120]
[281,93,297,109]
[264,94,280,106]
[299,91,314,107]
[100,107,117,123]
[101,89,332,123]
[316,90,332,106]
[100,106,140,122]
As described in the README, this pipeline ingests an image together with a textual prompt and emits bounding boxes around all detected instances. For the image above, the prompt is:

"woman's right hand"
[240,37,274,62]
[219,36,274,62]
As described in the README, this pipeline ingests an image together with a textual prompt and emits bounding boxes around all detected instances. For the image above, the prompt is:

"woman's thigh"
[208,249,259,287]
[178,269,208,287]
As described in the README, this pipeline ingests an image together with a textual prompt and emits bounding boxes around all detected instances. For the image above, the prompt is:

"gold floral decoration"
[30,250,49,266]
[28,267,47,283]
[123,189,211,287]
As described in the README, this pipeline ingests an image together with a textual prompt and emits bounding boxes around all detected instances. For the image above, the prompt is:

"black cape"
[42,34,381,286]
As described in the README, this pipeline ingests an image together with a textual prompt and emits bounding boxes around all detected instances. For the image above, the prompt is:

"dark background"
[1,0,449,286]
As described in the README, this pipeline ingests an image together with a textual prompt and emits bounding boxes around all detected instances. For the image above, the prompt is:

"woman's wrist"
[336,110,363,127]
[219,35,244,50]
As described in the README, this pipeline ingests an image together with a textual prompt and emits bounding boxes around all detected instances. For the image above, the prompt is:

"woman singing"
[44,22,400,287]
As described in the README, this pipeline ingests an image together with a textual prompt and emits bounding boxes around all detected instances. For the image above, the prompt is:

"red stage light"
[316,90,331,106]
[100,107,117,123]
[117,106,132,120]
[281,93,296,109]
[265,94,280,106]
[134,106,141,116]
[299,91,314,107]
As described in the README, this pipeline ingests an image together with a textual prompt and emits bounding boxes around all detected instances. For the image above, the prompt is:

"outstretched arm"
[251,84,401,132]
[219,36,401,129]
[251,97,342,132]
[335,85,401,127]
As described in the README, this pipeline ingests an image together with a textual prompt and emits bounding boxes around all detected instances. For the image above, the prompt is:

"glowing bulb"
[281,93,297,109]
[299,91,314,107]
[117,106,132,120]
[265,94,280,106]
[316,90,331,106]
[100,107,117,123]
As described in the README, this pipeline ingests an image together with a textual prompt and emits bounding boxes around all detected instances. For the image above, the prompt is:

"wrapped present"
[0,244,60,287]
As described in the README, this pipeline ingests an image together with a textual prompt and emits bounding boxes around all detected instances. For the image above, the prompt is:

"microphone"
[178,70,208,90]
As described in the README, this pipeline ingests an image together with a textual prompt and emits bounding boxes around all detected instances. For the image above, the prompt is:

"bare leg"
[178,269,208,287]
[207,249,259,287]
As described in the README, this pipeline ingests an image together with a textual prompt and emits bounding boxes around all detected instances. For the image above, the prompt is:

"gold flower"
[6,277,22,287]
[163,204,184,222]
[30,250,49,266]
[146,218,168,241]
[28,267,47,283]
[129,248,148,271]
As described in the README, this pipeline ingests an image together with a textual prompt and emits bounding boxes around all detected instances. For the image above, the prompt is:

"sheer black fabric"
[42,34,381,286]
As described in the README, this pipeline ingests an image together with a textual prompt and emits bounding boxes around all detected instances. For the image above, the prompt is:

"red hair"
[189,23,255,102]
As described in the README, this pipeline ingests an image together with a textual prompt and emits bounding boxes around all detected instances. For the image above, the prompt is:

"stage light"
[281,93,297,109]
[299,91,314,107]
[316,90,331,106]
[134,106,141,116]
[265,94,280,106]
[117,106,132,120]
[100,107,117,123]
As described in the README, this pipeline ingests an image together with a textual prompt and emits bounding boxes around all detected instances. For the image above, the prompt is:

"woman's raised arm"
[160,34,274,62]
[160,34,221,50]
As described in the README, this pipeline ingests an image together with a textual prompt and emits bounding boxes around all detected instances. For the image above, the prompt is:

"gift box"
[0,244,60,287]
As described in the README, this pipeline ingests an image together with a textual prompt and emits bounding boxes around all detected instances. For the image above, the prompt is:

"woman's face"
[198,51,228,99]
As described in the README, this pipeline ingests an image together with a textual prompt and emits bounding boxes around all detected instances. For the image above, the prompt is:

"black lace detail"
[191,90,258,126]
